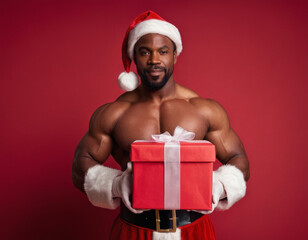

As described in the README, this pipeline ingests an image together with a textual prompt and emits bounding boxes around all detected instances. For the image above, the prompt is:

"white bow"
[152,126,195,143]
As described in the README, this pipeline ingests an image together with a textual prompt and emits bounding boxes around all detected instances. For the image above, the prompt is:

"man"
[72,11,249,240]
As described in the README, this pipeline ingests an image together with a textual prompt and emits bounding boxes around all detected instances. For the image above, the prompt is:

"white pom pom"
[117,71,139,91]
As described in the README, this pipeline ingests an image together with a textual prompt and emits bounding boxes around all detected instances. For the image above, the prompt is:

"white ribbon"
[152,126,195,209]
[152,126,195,143]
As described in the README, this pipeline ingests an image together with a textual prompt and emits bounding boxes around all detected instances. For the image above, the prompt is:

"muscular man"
[72,11,249,240]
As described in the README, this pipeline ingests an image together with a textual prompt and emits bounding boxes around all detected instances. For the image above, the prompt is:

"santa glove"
[201,165,246,214]
[84,164,122,210]
[84,162,142,213]
[112,162,143,214]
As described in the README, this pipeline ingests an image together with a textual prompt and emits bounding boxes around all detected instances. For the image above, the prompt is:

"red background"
[1,0,307,239]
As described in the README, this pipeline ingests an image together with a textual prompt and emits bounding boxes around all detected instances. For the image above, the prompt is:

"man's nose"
[148,52,161,65]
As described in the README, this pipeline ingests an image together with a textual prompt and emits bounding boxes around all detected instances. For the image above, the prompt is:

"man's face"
[134,33,177,91]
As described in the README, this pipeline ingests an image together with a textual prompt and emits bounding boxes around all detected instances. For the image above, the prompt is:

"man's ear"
[173,51,178,64]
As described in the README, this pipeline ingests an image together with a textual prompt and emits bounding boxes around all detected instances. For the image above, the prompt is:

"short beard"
[137,66,174,91]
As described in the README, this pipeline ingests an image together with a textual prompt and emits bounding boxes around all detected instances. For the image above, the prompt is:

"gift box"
[131,129,215,210]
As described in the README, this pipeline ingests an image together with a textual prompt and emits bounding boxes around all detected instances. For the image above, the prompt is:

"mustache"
[145,66,166,71]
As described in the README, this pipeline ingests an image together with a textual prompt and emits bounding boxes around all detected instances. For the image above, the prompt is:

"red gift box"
[131,140,215,210]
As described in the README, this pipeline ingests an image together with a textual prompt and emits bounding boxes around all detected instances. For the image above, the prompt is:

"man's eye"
[160,50,168,54]
[140,51,149,55]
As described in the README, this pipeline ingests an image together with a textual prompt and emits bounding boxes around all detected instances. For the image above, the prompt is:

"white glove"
[84,162,143,213]
[194,165,246,214]
[201,172,226,214]
[84,164,122,210]
[112,162,143,214]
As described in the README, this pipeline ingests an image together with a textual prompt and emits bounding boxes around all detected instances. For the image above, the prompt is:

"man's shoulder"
[95,89,139,115]
[115,89,139,103]
[175,84,224,112]
[189,97,229,130]
[89,99,133,135]
[187,96,227,120]
[189,97,221,108]
[176,84,199,99]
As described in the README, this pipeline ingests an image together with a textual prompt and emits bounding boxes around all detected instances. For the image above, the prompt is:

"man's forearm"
[225,153,250,181]
[72,154,100,193]
[72,165,86,193]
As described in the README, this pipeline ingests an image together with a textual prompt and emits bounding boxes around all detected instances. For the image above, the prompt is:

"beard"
[137,65,174,91]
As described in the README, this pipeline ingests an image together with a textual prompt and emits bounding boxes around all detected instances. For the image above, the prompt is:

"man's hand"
[84,162,143,214]
[202,172,226,214]
[112,162,143,214]
[195,165,246,214]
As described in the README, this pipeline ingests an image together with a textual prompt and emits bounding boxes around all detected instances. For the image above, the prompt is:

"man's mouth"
[147,70,163,76]
[146,67,165,77]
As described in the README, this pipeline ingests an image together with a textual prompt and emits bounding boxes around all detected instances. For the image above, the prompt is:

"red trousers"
[109,214,216,240]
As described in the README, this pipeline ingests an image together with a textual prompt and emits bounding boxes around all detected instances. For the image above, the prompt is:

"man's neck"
[138,78,177,103]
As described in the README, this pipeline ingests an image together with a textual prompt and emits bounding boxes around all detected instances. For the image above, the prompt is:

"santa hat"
[118,10,183,91]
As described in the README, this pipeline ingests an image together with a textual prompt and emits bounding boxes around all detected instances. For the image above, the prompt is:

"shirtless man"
[72,11,249,240]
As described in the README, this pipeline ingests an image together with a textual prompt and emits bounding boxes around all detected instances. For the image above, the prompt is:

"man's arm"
[72,104,123,210]
[194,98,249,211]
[72,104,113,193]
[204,100,250,181]
[72,103,141,213]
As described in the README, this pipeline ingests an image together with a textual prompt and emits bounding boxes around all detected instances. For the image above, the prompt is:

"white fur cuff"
[215,165,246,210]
[127,19,182,60]
[84,165,122,209]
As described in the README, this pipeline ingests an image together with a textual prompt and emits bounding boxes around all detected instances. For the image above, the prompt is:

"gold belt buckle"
[155,210,177,233]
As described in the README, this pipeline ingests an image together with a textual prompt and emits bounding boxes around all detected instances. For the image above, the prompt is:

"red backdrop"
[1,0,307,239]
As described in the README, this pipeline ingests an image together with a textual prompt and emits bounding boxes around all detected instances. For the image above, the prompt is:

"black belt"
[120,206,204,232]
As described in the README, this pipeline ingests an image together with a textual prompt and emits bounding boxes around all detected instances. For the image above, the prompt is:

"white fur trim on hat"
[214,165,246,210]
[84,165,122,209]
[118,71,139,91]
[153,228,181,240]
[127,19,182,60]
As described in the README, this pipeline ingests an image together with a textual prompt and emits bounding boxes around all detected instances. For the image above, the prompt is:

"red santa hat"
[118,10,183,91]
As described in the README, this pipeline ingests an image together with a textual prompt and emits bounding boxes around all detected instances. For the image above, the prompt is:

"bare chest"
[112,100,208,152]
